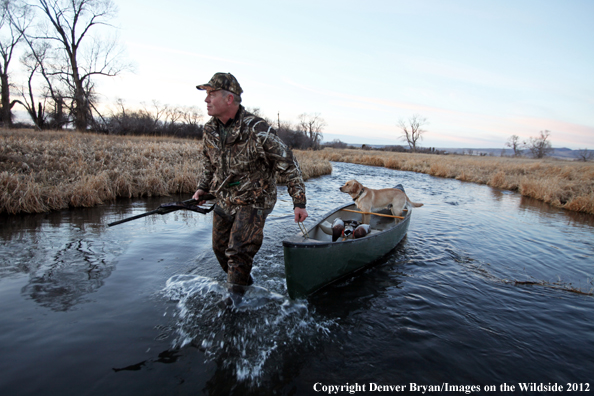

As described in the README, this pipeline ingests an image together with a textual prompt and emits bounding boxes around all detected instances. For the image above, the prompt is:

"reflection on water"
[1,206,124,311]
[1,205,110,241]
[22,239,114,311]
[0,162,593,395]
[519,195,594,227]
[0,196,207,312]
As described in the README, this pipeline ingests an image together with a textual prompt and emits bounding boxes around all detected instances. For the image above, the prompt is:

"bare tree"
[32,0,129,131]
[297,112,325,149]
[397,114,427,153]
[527,130,553,159]
[0,0,32,126]
[277,118,309,149]
[100,99,204,138]
[575,148,593,162]
[14,7,68,129]
[505,134,524,156]
[181,105,203,128]
[15,43,48,128]
[140,100,167,133]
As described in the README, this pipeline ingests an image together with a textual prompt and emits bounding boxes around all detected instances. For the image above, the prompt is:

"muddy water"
[1,161,593,395]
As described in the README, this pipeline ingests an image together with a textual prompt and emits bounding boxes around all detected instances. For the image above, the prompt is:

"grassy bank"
[0,129,332,215]
[4,129,592,215]
[311,148,594,215]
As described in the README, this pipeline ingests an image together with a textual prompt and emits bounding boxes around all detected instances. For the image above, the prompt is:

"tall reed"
[1,129,332,214]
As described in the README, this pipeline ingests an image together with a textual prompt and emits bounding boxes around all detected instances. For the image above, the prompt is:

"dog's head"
[339,179,363,198]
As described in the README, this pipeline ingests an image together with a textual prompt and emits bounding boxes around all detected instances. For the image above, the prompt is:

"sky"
[94,0,594,149]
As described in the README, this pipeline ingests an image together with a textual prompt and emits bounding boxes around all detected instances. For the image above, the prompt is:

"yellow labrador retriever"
[339,179,423,224]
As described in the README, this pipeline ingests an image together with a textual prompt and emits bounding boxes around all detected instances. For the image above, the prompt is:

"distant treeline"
[92,101,205,139]
[9,101,326,150]
[322,139,446,155]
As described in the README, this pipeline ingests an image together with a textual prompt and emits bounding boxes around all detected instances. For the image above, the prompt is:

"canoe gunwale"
[282,201,411,248]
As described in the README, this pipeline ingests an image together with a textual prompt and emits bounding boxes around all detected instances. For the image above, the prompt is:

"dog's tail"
[407,197,424,208]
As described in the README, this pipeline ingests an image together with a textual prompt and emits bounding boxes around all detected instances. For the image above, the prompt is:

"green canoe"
[283,185,412,299]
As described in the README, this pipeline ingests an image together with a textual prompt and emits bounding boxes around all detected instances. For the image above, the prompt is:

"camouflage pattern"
[198,105,307,215]
[198,105,306,285]
[212,205,271,285]
[196,72,243,96]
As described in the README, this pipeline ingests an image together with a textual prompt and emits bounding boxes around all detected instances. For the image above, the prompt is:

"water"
[1,161,593,395]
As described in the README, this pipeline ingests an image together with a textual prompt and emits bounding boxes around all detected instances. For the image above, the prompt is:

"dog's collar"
[353,188,365,201]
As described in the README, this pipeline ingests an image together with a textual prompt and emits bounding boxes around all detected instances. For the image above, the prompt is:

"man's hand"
[294,207,308,223]
[192,189,207,204]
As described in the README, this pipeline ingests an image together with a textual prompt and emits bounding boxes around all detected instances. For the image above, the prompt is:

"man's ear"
[225,93,235,106]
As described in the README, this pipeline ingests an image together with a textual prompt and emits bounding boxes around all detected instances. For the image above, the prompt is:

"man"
[193,72,308,288]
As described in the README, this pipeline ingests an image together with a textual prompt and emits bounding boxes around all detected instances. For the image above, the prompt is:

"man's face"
[205,89,226,117]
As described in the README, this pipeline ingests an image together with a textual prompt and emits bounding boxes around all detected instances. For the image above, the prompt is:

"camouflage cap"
[196,72,243,96]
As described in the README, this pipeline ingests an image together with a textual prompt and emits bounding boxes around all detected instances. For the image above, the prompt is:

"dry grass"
[5,129,591,215]
[310,148,594,215]
[1,129,332,214]
[291,149,333,182]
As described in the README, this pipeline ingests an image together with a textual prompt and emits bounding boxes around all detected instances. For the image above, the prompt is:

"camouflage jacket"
[198,106,306,214]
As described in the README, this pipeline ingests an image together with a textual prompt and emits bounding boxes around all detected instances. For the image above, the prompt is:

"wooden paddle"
[340,209,404,220]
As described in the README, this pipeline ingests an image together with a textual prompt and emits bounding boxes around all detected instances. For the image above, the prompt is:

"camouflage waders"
[212,205,272,286]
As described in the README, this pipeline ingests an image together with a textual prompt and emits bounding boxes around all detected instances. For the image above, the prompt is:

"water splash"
[162,274,334,383]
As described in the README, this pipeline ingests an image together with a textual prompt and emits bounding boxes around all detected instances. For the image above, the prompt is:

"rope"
[298,221,309,239]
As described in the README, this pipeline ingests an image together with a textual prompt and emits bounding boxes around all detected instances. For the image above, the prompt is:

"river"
[1,161,593,395]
